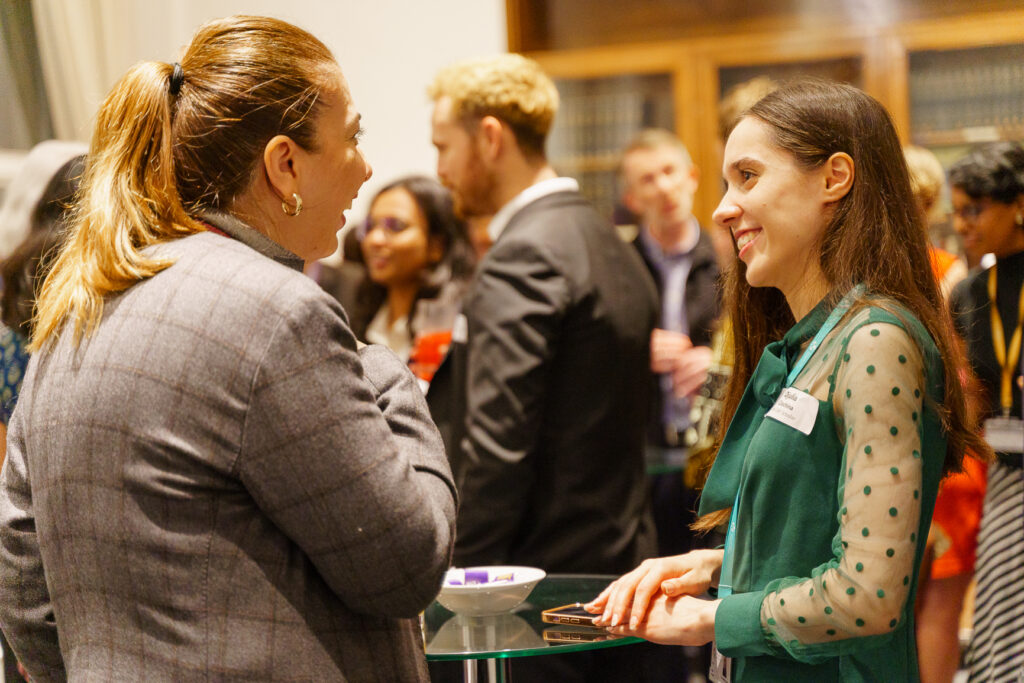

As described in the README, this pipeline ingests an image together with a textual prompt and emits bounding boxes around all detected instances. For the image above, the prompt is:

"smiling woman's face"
[713,117,833,303]
[360,188,439,289]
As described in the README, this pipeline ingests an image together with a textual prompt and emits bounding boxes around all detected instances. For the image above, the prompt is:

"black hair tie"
[169,62,185,96]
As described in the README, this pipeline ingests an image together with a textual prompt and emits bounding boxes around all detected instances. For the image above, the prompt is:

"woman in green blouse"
[587,80,990,681]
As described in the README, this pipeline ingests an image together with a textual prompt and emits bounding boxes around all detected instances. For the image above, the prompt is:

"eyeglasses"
[356,216,413,240]
[952,200,992,222]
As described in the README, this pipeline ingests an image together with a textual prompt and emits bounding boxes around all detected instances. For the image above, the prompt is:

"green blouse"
[699,295,946,681]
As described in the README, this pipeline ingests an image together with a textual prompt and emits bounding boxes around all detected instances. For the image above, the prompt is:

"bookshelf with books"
[523,7,1024,229]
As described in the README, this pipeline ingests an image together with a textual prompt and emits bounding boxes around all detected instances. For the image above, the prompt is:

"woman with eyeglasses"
[350,175,475,381]
[947,141,1024,683]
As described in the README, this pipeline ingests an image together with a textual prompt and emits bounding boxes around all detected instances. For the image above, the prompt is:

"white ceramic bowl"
[437,566,546,616]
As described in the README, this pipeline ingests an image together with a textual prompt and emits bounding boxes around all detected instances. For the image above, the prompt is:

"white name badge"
[452,314,468,344]
[765,386,818,435]
[983,416,1024,453]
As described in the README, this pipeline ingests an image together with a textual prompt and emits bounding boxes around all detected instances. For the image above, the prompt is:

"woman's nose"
[712,195,740,228]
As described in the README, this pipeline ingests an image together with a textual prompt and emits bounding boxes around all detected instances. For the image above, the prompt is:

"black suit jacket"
[428,190,659,574]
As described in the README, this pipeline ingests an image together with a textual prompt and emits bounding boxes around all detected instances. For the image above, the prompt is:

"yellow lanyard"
[987,265,1024,416]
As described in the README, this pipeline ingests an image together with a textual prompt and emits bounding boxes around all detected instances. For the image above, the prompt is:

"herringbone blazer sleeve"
[0,392,65,681]
[236,293,456,617]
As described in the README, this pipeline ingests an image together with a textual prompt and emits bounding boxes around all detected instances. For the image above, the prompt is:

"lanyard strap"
[987,266,1024,417]
[719,285,863,598]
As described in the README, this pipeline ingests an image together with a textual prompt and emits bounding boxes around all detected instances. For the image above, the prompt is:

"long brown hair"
[698,80,990,530]
[31,16,337,350]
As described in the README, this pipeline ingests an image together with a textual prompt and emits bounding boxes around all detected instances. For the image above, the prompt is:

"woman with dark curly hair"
[947,141,1024,683]
[350,175,474,380]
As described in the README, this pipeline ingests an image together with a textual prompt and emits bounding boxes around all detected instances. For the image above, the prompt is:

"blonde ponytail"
[31,61,200,351]
[31,16,338,351]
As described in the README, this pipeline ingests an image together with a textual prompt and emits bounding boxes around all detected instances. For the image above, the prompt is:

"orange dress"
[928,246,985,579]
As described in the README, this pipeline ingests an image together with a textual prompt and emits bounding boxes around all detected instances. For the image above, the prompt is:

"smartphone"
[542,627,619,644]
[540,602,600,626]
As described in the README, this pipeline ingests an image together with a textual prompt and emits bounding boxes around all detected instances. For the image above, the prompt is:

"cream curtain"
[31,0,135,141]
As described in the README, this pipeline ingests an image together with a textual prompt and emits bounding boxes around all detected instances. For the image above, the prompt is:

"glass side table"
[423,574,643,683]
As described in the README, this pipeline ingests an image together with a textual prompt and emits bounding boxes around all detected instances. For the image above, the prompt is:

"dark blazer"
[632,225,721,443]
[428,189,659,575]
[0,216,456,682]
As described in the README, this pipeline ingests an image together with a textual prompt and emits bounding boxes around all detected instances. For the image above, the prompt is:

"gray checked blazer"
[0,212,456,682]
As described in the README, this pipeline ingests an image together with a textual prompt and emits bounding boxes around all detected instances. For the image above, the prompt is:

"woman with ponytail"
[0,16,455,682]
[586,80,990,681]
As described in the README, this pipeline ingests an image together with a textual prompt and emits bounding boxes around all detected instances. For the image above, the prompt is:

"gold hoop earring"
[282,193,303,217]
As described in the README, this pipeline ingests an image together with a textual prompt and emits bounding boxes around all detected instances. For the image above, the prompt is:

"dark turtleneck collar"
[196,209,304,272]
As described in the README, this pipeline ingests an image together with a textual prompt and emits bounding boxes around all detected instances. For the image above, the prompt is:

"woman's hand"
[607,594,720,646]
[584,549,723,628]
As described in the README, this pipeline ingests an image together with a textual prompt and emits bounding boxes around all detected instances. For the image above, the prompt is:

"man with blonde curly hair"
[426,54,659,598]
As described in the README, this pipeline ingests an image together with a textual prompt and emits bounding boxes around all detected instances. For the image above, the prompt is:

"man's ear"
[822,152,854,203]
[475,115,504,163]
[262,134,300,201]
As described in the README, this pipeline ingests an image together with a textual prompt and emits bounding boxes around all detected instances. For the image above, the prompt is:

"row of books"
[909,45,1024,135]
[548,75,674,170]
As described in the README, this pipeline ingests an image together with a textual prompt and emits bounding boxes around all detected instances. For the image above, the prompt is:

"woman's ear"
[262,134,300,201]
[822,152,855,203]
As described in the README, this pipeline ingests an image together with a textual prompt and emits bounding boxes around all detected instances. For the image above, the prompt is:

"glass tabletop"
[423,574,643,661]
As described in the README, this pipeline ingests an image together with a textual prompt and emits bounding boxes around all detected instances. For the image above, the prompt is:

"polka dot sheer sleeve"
[758,320,926,656]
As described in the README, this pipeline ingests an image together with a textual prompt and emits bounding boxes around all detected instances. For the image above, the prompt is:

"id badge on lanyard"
[985,265,1024,454]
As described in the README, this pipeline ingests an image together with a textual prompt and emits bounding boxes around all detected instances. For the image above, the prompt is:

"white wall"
[31,0,506,222]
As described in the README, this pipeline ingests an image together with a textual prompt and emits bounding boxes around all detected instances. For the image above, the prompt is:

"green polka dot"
[912,412,918,422]
[914,389,920,398]
[889,507,898,517]
[846,389,852,398]
[780,598,785,606]
[870,329,880,337]
[911,532,916,542]
[891,387,900,396]
[863,485,871,495]
[846,587,856,595]
[822,580,827,590]
[898,354,907,364]
[914,490,919,499]
[867,365,875,374]
[849,468,854,478]
[809,588,814,596]
[912,450,921,459]
[890,426,899,435]
[865,405,873,414]
[824,353,829,361]
[825,606,833,615]
[844,353,851,362]
[798,616,806,623]
[903,576,909,585]
[890,619,898,628]
[862,527,870,537]
[864,445,872,454]
[886,548,895,557]
[855,562,864,572]
[841,507,848,515]
[856,618,865,627]
[768,618,776,626]
[877,589,886,598]
[891,466,899,475]
[842,541,849,549]
[827,629,837,636]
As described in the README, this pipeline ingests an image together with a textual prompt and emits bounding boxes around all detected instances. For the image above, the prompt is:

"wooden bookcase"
[517,7,1024,229]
